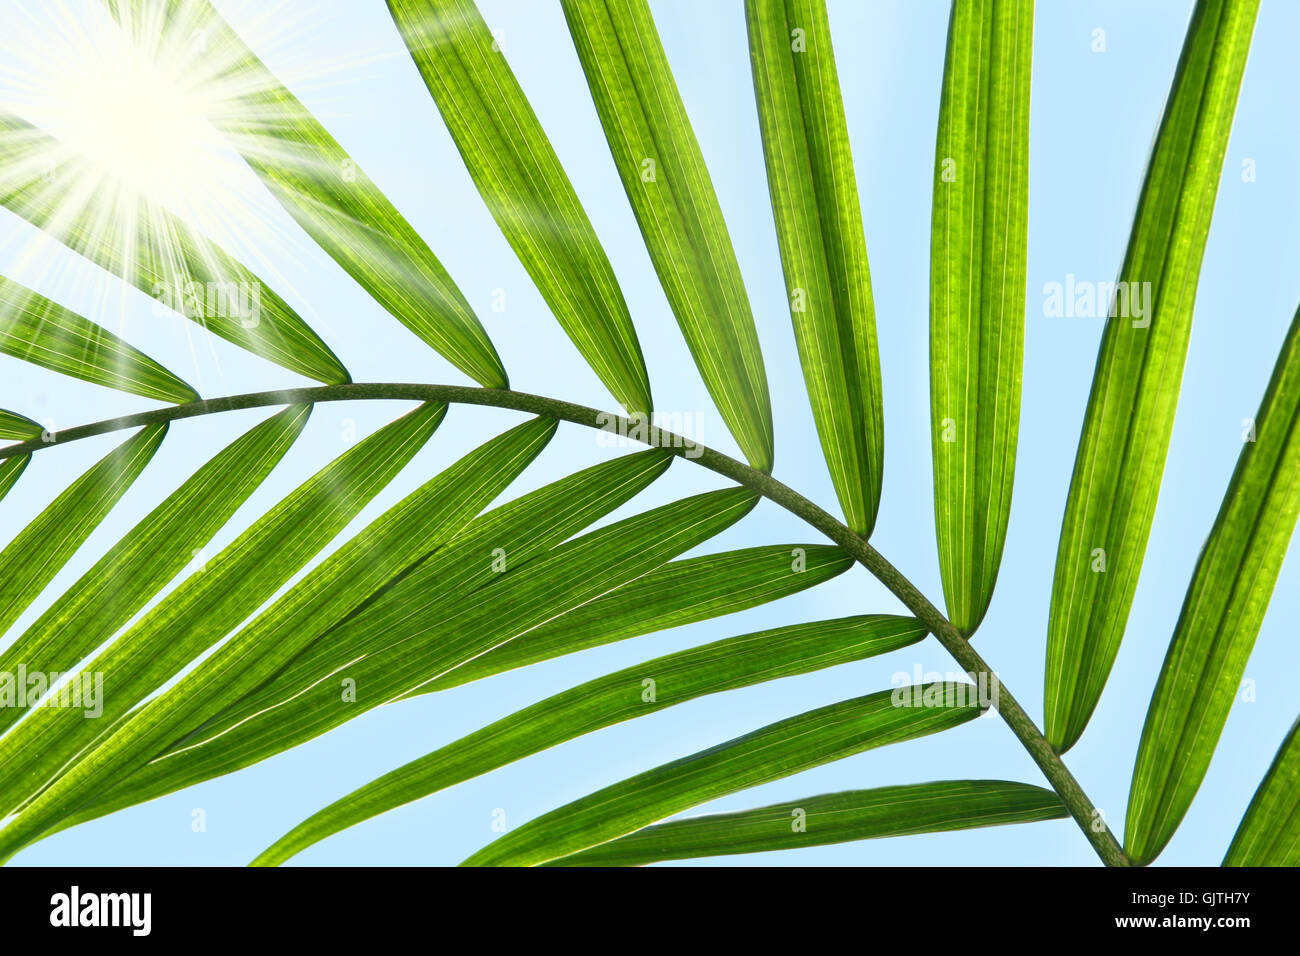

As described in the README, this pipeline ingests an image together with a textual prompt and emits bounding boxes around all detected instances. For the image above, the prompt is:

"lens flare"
[0,0,371,392]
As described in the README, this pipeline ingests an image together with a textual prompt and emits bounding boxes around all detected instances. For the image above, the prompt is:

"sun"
[35,10,226,213]
[0,0,342,394]
[0,1,260,244]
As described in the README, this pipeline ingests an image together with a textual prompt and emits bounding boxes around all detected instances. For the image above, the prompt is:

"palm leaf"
[6,416,553,832]
[746,0,884,535]
[562,0,774,471]
[0,455,28,503]
[0,485,754,860]
[1125,301,1300,865]
[1044,0,1259,752]
[387,0,652,416]
[463,683,985,866]
[1223,715,1300,866]
[254,615,926,865]
[929,0,1033,636]
[0,404,309,739]
[0,409,43,441]
[73,540,850,827]
[0,275,197,402]
[0,110,349,385]
[106,0,507,388]
[0,402,445,830]
[419,543,856,692]
[0,423,165,639]
[0,0,1283,871]
[51,447,680,827]
[126,414,559,730]
[225,449,683,711]
[547,781,1067,866]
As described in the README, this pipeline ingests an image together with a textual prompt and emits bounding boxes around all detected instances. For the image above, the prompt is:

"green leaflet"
[0,423,165,639]
[254,615,927,865]
[0,405,309,739]
[1125,302,1300,865]
[212,449,680,715]
[5,417,554,843]
[0,275,196,403]
[562,0,774,471]
[0,402,445,832]
[929,0,1033,637]
[1224,716,1300,866]
[387,0,652,416]
[0,111,348,386]
[547,780,1067,866]
[1045,0,1259,752]
[0,455,28,503]
[464,683,985,866]
[746,0,883,535]
[418,542,856,692]
[0,409,44,441]
[47,449,677,828]
[106,0,506,388]
[0,487,754,861]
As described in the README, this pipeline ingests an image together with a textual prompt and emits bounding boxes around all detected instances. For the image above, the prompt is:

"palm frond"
[107,0,507,388]
[1223,715,1300,866]
[255,615,927,864]
[562,0,774,471]
[1043,0,1259,752]
[0,108,349,385]
[463,684,984,866]
[0,424,165,640]
[929,0,1033,637]
[1126,299,1300,865]
[746,0,884,535]
[545,781,1067,866]
[1,274,197,402]
[388,0,652,416]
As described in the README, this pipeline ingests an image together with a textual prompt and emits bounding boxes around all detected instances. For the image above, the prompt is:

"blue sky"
[1,0,1297,866]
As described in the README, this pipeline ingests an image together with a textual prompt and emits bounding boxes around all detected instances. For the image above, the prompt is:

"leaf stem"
[1,382,1129,866]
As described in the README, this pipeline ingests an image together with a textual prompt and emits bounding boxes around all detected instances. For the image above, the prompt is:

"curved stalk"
[0,383,1129,866]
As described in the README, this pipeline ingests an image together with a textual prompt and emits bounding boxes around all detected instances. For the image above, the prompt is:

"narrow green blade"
[0,423,165,638]
[1045,0,1259,752]
[562,0,774,470]
[107,0,506,388]
[6,418,553,830]
[746,0,883,535]
[387,0,651,416]
[1224,716,1300,866]
[0,409,43,441]
[110,415,558,733]
[254,615,926,865]
[0,402,445,829]
[0,486,753,860]
[231,450,679,712]
[28,449,677,830]
[929,0,1033,636]
[1125,302,1300,865]
[420,542,856,692]
[0,455,28,502]
[0,405,310,739]
[548,781,1067,866]
[0,111,349,385]
[0,275,197,403]
[463,683,985,865]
